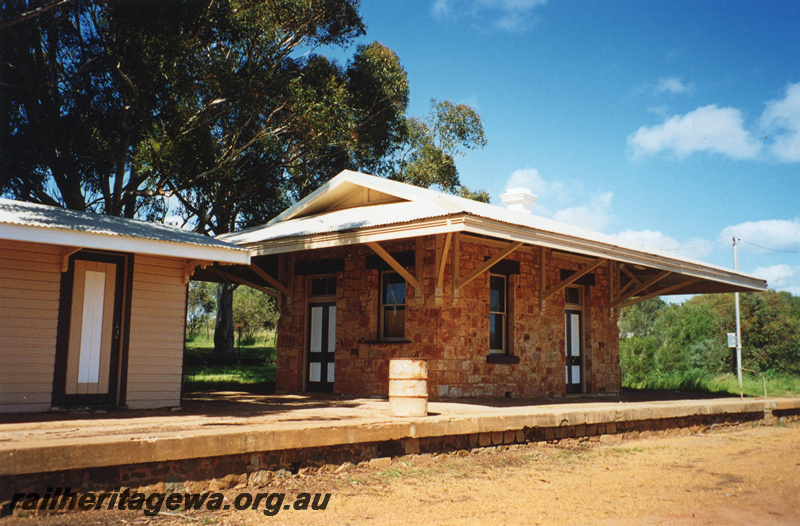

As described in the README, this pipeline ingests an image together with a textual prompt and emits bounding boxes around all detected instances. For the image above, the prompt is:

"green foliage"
[619,290,800,394]
[618,297,666,338]
[390,99,490,202]
[232,286,279,345]
[3,0,491,354]
[183,334,276,392]
[187,282,217,339]
[624,371,800,398]
[619,335,660,384]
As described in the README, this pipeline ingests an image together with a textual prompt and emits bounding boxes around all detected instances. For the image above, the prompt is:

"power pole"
[733,237,743,398]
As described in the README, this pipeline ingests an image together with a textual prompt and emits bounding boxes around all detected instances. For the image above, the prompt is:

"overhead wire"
[739,239,800,254]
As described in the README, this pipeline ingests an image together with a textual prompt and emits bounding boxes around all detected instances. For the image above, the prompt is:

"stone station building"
[216,171,767,400]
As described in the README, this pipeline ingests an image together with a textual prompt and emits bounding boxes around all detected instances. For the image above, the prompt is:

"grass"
[182,330,800,399]
[182,333,276,393]
[623,370,800,398]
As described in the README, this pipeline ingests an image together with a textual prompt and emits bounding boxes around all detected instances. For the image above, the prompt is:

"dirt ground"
[3,420,799,525]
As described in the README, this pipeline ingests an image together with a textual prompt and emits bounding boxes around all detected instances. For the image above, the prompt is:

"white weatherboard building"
[0,198,249,413]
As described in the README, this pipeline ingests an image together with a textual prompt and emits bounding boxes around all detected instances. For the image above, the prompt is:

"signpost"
[733,237,743,398]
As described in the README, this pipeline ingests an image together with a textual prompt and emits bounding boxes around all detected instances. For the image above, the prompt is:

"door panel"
[307,302,335,393]
[565,309,583,394]
[310,306,323,353]
[65,262,117,395]
[54,254,126,406]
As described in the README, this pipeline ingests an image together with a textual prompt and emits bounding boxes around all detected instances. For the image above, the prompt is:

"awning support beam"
[249,263,291,297]
[620,278,702,309]
[435,232,452,306]
[366,241,422,292]
[204,266,278,298]
[61,247,82,272]
[544,257,608,300]
[612,270,671,308]
[183,259,209,284]
[455,241,524,291]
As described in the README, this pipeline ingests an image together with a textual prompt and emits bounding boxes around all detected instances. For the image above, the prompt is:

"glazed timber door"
[53,253,125,407]
[565,309,583,394]
[306,301,335,393]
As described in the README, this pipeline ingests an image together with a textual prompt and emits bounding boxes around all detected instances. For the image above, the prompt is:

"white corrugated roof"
[220,171,765,292]
[223,199,453,244]
[0,198,249,263]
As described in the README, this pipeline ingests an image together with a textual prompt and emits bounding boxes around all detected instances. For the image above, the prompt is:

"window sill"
[486,354,520,364]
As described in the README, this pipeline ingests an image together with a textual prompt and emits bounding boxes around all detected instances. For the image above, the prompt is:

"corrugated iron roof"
[0,198,249,261]
[219,171,766,293]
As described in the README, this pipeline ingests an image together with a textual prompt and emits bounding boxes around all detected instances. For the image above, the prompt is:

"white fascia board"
[460,217,767,291]
[1,223,251,264]
[246,218,462,256]
[243,212,765,292]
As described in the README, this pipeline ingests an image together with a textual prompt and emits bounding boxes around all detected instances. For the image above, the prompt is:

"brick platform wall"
[4,412,793,507]
[275,235,621,399]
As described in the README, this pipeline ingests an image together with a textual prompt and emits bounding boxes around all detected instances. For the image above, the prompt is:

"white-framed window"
[380,271,406,340]
[489,273,507,353]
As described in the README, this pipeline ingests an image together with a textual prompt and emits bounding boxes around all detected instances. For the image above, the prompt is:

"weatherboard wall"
[125,255,187,410]
[0,240,189,413]
[0,240,62,412]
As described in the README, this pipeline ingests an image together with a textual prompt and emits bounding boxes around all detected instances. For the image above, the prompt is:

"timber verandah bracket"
[60,247,83,272]
[198,261,291,300]
[454,241,524,291]
[610,264,702,310]
[539,252,608,315]
[369,236,525,307]
[366,241,423,301]
[183,260,208,284]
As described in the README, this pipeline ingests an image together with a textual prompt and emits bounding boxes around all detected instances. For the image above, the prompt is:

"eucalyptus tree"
[1,0,489,354]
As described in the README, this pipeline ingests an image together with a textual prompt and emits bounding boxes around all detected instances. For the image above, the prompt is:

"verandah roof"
[218,171,766,299]
[0,198,250,264]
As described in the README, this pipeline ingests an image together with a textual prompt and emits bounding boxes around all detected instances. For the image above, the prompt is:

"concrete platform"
[2,392,799,479]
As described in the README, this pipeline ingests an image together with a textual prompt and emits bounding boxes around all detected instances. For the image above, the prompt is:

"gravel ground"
[3,420,798,525]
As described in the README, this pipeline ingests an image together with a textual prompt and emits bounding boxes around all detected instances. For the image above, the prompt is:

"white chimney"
[500,188,538,213]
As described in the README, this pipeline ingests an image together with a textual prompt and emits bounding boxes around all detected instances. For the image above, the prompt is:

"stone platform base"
[2,396,799,509]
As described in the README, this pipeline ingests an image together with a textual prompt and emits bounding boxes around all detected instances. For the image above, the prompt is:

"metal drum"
[388,358,428,417]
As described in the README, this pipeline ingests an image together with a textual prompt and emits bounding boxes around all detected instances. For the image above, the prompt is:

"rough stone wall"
[275,254,304,393]
[3,413,786,505]
[275,234,622,398]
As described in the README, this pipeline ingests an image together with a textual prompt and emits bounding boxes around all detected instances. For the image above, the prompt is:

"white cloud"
[553,191,614,232]
[614,229,681,250]
[432,0,453,19]
[721,219,800,252]
[654,77,693,95]
[612,230,713,259]
[501,168,611,230]
[477,0,548,10]
[628,105,763,160]
[753,264,795,286]
[505,167,563,196]
[761,82,800,162]
[431,0,547,31]
[753,264,800,295]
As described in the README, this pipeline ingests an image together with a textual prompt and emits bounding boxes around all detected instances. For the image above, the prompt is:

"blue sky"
[341,0,800,295]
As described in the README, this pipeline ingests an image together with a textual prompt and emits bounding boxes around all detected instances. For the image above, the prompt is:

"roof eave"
[1,223,251,264]
[237,213,765,293]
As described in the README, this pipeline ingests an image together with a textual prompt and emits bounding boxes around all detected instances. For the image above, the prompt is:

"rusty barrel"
[388,358,428,417]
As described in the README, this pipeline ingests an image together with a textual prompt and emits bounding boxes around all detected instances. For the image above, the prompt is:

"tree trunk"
[214,283,237,356]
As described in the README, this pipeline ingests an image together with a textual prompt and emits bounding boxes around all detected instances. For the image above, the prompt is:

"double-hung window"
[489,274,507,353]
[380,271,406,340]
